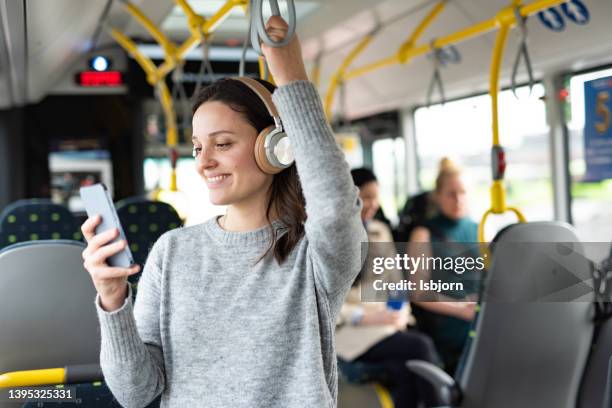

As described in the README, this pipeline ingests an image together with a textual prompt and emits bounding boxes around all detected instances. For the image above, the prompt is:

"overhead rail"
[323,0,447,120]
[323,28,378,121]
[322,0,567,242]
[109,0,247,191]
[158,0,247,79]
[339,0,566,83]
[109,29,177,145]
[111,0,247,142]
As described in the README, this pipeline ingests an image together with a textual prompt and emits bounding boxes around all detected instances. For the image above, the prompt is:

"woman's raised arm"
[263,16,367,313]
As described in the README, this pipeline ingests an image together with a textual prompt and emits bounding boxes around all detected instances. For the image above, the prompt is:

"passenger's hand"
[260,15,308,87]
[361,309,409,329]
[81,215,140,312]
[454,302,477,321]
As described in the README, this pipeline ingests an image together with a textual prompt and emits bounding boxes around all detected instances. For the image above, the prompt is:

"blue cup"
[387,289,406,310]
[387,299,404,310]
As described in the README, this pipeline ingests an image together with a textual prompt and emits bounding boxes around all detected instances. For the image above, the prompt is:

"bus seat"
[18,382,161,408]
[0,240,99,374]
[20,382,122,408]
[407,221,594,408]
[607,357,612,408]
[0,199,82,249]
[337,359,393,408]
[578,318,612,408]
[338,380,392,408]
[0,240,159,408]
[115,198,182,287]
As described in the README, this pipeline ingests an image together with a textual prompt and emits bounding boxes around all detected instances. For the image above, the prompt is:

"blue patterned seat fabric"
[0,199,82,249]
[20,382,160,407]
[115,198,182,285]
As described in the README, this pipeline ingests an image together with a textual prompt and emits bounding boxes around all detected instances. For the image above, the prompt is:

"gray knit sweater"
[95,81,367,408]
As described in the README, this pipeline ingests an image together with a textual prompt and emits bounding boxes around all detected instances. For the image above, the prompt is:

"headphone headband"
[231,77,281,123]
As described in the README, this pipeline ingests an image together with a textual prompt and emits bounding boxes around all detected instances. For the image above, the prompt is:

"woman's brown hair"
[192,78,306,264]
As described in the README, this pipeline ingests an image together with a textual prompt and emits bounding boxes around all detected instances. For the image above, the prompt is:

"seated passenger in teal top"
[407,157,481,375]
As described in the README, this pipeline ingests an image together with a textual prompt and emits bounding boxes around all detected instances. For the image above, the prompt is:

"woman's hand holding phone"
[81,215,140,312]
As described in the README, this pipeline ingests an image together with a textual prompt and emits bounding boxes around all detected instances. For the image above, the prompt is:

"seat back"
[578,319,612,408]
[0,199,81,249]
[607,357,612,408]
[459,222,594,408]
[0,240,99,374]
[116,198,182,272]
[338,380,390,408]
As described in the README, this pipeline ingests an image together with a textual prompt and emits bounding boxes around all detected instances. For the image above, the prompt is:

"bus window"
[372,137,406,226]
[144,157,224,226]
[414,84,553,236]
[567,67,612,242]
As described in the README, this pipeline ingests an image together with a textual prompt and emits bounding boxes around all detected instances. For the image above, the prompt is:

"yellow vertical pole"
[324,34,375,121]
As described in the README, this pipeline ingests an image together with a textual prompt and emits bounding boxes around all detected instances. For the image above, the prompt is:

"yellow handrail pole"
[310,53,322,88]
[489,6,518,218]
[158,82,179,148]
[397,0,447,63]
[157,0,245,79]
[258,56,277,84]
[373,383,395,408]
[343,55,399,82]
[490,8,513,150]
[344,0,567,82]
[478,4,528,244]
[323,33,375,120]
[259,56,267,79]
[158,81,180,191]
[201,0,246,33]
[324,0,447,119]
[478,10,512,245]
[0,368,65,388]
[176,0,206,39]
[310,62,321,88]
[110,29,178,150]
[110,28,159,85]
[122,1,178,67]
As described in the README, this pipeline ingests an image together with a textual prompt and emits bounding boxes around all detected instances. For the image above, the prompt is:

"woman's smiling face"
[192,101,273,206]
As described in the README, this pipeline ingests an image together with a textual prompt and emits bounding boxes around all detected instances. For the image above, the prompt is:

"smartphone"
[79,183,135,268]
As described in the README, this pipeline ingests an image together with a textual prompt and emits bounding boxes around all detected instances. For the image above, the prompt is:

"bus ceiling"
[0,0,611,116]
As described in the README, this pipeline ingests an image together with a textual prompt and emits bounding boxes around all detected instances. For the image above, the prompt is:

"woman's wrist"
[274,74,309,88]
[99,284,129,312]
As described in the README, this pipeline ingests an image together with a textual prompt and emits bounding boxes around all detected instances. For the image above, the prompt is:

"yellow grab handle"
[478,206,527,268]
[373,383,395,408]
[478,206,527,267]
[0,368,65,388]
[478,206,527,243]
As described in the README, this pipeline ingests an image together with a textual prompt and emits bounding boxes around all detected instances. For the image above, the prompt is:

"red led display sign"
[77,71,124,87]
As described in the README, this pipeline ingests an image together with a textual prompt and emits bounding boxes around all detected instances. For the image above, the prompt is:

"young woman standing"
[81,16,367,407]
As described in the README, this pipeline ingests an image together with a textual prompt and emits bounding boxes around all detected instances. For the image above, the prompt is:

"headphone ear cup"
[254,125,283,174]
